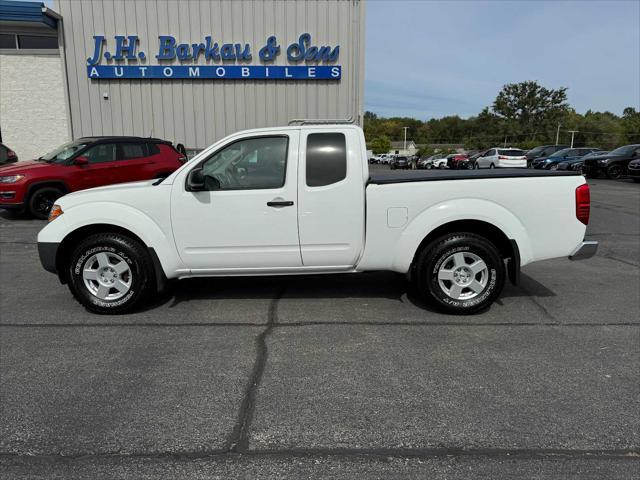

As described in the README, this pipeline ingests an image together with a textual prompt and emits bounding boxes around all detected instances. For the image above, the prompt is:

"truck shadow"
[159,271,555,313]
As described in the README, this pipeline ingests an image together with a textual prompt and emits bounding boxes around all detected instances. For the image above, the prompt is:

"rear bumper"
[569,240,598,260]
[38,242,59,274]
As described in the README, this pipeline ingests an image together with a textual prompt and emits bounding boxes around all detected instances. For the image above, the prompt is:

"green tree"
[369,136,391,154]
[492,81,569,139]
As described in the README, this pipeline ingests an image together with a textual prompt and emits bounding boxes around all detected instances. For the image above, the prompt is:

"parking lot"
[1,174,639,478]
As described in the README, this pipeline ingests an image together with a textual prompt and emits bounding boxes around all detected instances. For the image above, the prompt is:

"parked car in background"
[390,156,410,170]
[467,151,486,169]
[0,143,18,165]
[430,154,449,169]
[525,145,569,168]
[0,136,186,219]
[557,150,609,174]
[532,147,599,169]
[582,144,640,179]
[446,153,470,170]
[475,148,527,169]
[628,158,640,182]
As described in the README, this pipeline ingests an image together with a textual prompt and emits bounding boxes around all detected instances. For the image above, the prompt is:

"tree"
[492,81,569,137]
[369,136,391,154]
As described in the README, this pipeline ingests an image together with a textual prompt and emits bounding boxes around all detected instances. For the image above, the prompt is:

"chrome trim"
[569,240,598,260]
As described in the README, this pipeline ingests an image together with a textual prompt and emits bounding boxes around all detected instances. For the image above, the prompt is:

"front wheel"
[413,233,505,314]
[28,187,64,220]
[67,233,156,314]
[606,164,622,179]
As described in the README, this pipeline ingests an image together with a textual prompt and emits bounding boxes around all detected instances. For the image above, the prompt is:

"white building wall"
[0,54,70,161]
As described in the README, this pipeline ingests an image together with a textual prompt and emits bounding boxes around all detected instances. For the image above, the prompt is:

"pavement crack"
[228,283,286,453]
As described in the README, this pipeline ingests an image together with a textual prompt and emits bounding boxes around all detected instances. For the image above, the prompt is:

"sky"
[365,0,640,120]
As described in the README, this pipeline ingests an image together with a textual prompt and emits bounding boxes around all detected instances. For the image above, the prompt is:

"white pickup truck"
[37,124,597,315]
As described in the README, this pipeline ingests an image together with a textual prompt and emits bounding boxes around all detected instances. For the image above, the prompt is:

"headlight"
[0,175,25,183]
[597,159,608,164]
[48,204,63,222]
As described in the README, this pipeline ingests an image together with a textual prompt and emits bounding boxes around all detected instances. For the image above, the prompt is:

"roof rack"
[288,116,355,126]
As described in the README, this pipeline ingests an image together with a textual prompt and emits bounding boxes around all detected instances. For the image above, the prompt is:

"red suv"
[0,137,186,219]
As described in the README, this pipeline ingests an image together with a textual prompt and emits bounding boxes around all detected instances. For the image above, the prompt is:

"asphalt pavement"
[1,173,638,479]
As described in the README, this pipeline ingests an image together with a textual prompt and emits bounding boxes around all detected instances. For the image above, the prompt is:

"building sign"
[86,33,341,80]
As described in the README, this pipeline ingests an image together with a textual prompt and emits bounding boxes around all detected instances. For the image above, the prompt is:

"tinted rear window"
[147,143,161,155]
[119,143,147,160]
[498,149,525,156]
[306,133,347,187]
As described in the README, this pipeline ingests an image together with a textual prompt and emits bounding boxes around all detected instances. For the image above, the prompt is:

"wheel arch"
[26,180,70,199]
[54,223,169,292]
[391,199,531,285]
[409,219,521,285]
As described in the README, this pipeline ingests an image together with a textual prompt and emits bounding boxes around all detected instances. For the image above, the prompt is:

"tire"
[413,233,505,314]
[67,233,156,314]
[28,186,64,220]
[606,164,622,179]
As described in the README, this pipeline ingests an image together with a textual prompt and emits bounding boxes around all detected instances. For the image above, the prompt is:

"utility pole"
[403,127,409,152]
[568,130,578,148]
[555,124,561,145]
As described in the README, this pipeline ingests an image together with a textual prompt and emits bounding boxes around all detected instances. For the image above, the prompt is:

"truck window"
[200,136,288,190]
[306,133,347,187]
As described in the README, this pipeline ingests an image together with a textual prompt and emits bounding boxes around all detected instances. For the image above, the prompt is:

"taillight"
[576,183,590,225]
[499,156,507,160]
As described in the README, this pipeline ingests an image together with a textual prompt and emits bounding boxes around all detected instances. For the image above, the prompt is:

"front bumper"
[38,242,59,274]
[569,240,598,260]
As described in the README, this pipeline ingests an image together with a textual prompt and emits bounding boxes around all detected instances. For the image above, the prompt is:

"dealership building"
[0,0,365,160]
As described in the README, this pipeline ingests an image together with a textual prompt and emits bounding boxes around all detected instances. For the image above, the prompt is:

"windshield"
[582,151,608,160]
[527,146,545,156]
[40,141,89,163]
[609,145,637,156]
[549,148,573,158]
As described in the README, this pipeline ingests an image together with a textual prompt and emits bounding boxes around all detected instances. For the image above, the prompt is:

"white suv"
[475,148,527,169]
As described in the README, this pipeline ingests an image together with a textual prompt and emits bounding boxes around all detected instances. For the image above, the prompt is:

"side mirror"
[74,156,89,166]
[186,168,205,191]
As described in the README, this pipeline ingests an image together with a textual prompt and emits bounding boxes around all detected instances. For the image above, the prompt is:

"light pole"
[555,124,561,145]
[568,130,578,148]
[402,127,409,152]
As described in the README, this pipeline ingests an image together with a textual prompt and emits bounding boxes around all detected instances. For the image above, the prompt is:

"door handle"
[267,200,294,207]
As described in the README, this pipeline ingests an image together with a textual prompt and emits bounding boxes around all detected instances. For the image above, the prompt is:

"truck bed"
[368,169,579,185]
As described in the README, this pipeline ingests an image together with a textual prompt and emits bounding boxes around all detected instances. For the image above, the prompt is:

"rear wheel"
[67,233,156,314]
[413,233,505,314]
[28,186,64,220]
[606,164,622,179]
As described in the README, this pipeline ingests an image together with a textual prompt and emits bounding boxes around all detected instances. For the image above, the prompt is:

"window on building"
[0,34,16,49]
[119,143,147,160]
[306,133,347,187]
[200,136,288,190]
[84,144,117,164]
[17,35,58,49]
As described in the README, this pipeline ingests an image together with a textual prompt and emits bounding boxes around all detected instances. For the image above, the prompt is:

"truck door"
[297,128,365,267]
[170,131,302,271]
